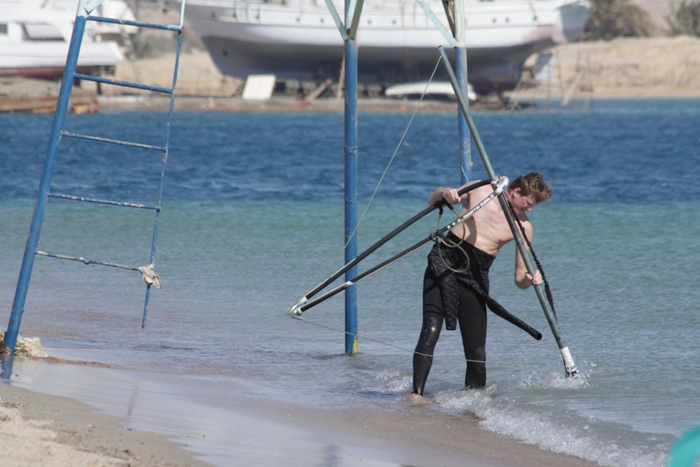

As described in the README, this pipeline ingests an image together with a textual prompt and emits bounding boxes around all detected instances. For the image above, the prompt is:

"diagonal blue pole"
[141,7,185,329]
[2,9,88,371]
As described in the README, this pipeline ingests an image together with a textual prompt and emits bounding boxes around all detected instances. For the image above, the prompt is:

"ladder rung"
[48,193,161,211]
[36,251,138,271]
[73,73,173,94]
[60,130,167,152]
[87,16,183,33]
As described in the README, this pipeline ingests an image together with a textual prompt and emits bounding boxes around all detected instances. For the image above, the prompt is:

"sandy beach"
[506,35,700,102]
[1,354,600,467]
[0,376,208,467]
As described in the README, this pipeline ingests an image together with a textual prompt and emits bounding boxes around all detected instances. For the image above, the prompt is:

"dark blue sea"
[1,99,699,466]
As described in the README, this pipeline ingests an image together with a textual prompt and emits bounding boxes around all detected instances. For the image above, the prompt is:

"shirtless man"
[411,172,551,398]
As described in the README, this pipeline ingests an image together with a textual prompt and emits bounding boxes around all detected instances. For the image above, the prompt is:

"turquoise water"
[1,100,699,466]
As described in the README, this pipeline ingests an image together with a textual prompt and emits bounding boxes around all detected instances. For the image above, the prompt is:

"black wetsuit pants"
[412,264,488,395]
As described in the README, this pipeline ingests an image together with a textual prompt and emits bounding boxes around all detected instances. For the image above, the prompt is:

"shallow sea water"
[1,99,699,466]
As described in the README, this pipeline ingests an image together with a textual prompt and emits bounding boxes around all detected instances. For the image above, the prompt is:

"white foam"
[432,386,670,467]
[515,370,590,391]
[376,370,412,394]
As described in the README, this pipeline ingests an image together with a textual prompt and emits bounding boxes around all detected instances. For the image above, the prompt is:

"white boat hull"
[183,0,589,92]
[0,42,123,78]
[0,0,129,79]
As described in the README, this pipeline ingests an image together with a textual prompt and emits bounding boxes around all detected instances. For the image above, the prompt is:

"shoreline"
[5,89,700,115]
[95,92,700,113]
[2,355,600,467]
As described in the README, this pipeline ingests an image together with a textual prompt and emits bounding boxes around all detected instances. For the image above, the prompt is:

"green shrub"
[666,0,700,37]
[582,0,656,41]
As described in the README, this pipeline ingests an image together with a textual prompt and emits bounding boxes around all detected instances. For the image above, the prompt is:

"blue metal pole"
[456,46,472,186]
[0,354,12,379]
[344,38,358,354]
[142,17,184,329]
[453,0,471,186]
[2,13,87,367]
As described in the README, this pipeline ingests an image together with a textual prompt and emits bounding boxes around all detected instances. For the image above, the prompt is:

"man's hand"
[441,188,462,205]
[525,270,543,286]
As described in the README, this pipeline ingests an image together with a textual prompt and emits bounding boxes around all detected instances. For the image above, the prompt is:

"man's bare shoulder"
[469,182,496,197]
[466,182,504,207]
[516,209,531,223]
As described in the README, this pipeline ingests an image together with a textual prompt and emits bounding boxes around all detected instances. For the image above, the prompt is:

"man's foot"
[463,384,486,391]
[402,393,432,404]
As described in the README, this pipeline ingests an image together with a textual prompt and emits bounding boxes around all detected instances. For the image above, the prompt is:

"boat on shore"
[385,81,477,101]
[181,0,589,94]
[0,0,135,79]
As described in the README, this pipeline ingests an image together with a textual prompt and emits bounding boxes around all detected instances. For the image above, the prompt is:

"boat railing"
[219,0,576,32]
[220,0,566,9]
[228,0,434,12]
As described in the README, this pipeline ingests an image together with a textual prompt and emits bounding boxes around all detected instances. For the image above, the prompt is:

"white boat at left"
[0,0,134,78]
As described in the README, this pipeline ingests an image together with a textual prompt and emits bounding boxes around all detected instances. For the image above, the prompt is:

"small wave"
[376,369,412,394]
[433,387,670,467]
[515,370,590,391]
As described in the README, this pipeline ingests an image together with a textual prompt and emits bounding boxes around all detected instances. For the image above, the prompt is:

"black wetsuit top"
[426,232,497,330]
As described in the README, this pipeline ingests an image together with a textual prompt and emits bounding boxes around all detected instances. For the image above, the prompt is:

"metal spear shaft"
[438,47,578,377]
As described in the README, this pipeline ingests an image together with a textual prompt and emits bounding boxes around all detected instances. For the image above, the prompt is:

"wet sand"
[0,380,207,466]
[1,356,599,467]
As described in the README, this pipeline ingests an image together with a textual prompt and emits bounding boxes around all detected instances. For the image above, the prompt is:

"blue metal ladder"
[2,0,187,365]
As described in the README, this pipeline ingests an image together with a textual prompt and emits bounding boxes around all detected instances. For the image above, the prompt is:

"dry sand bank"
[507,36,700,101]
[114,36,700,102]
[107,36,700,101]
[3,36,700,113]
[0,356,602,467]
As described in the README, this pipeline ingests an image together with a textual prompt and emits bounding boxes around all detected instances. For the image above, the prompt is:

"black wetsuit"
[413,232,496,394]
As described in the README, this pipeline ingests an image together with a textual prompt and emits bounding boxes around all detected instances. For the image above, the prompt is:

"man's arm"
[427,180,483,206]
[513,222,542,289]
